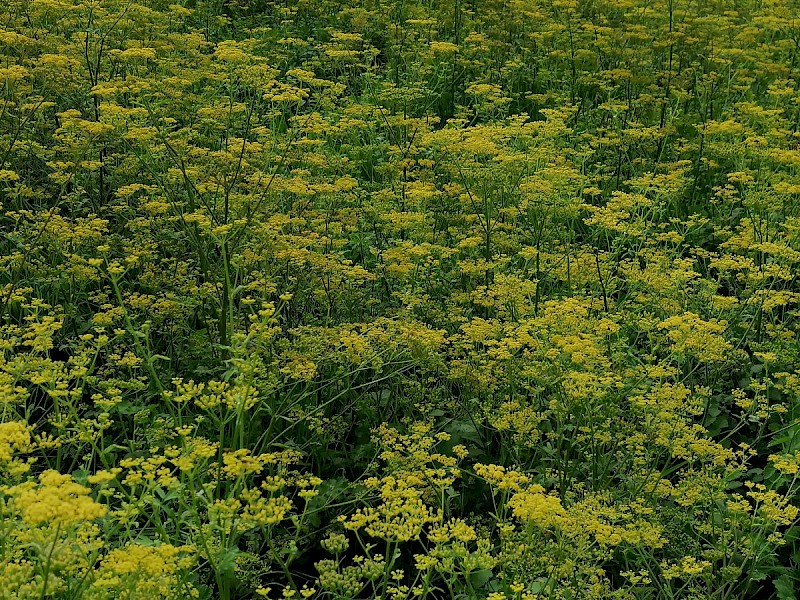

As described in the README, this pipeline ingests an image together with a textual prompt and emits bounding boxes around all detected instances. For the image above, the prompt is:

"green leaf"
[469,569,493,589]
[216,547,239,577]
[775,575,797,600]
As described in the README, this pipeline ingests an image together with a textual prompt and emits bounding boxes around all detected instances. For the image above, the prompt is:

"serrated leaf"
[469,569,493,589]
[775,575,797,600]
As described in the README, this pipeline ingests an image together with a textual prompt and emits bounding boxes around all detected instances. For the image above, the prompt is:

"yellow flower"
[0,421,31,463]
[91,543,195,599]
[6,470,106,526]
[430,41,459,54]
[508,487,566,528]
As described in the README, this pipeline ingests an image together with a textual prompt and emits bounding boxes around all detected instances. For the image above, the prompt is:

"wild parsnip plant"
[2,0,800,598]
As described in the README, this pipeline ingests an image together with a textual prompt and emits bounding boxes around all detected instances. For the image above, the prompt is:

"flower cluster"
[2,0,800,598]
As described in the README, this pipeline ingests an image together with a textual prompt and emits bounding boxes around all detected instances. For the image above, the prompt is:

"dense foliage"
[2,0,800,598]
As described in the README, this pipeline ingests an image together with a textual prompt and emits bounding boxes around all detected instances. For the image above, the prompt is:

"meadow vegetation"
[1,0,800,598]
